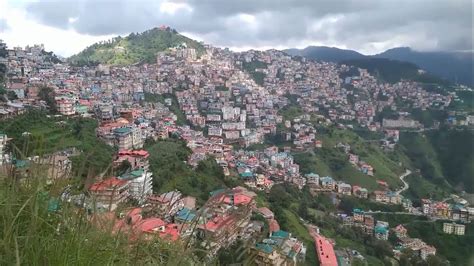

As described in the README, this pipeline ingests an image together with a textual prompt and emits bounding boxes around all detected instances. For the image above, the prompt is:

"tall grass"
[0,170,196,265]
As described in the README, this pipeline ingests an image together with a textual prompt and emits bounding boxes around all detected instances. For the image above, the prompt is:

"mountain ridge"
[284,46,366,62]
[284,46,473,86]
[68,26,205,66]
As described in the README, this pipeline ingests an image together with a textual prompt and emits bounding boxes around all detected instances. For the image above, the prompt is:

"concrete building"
[114,127,133,151]
[119,169,152,204]
[89,177,129,211]
[443,222,465,236]
[56,95,76,116]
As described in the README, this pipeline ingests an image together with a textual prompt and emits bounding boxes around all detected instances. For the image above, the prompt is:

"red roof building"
[89,177,129,210]
[115,150,150,170]
[112,210,180,241]
[268,219,280,233]
[314,234,338,266]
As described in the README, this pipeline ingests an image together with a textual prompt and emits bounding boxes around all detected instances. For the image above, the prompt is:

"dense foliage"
[145,139,238,202]
[399,129,474,193]
[38,86,57,113]
[144,92,187,125]
[267,185,318,265]
[68,27,204,66]
[405,221,474,265]
[0,111,114,179]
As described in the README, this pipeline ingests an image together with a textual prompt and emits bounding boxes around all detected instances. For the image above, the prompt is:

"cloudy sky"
[0,0,472,57]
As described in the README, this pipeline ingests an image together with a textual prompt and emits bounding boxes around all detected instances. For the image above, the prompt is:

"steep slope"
[376,47,473,86]
[284,46,365,62]
[293,128,405,191]
[399,128,474,193]
[69,27,204,66]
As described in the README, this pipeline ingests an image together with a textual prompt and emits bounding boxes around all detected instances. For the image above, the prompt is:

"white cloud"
[68,17,79,24]
[159,1,193,15]
[1,0,471,57]
[0,1,112,57]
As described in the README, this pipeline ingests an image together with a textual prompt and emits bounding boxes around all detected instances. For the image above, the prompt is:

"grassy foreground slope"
[0,176,192,265]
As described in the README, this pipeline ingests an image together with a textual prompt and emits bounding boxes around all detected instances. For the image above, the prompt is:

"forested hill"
[284,46,366,62]
[285,46,470,86]
[68,27,205,66]
[340,58,449,85]
[375,47,473,86]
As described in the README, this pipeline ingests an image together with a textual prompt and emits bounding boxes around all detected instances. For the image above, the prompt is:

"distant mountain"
[340,58,417,83]
[340,58,449,85]
[69,27,205,66]
[284,46,365,62]
[284,46,473,86]
[375,47,473,86]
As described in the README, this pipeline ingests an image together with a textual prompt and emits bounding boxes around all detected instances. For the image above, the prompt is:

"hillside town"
[0,30,472,266]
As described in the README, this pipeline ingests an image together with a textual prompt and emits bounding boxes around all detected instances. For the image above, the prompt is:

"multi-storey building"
[114,127,133,151]
[56,95,76,116]
[89,177,129,211]
[443,222,465,236]
[119,169,152,204]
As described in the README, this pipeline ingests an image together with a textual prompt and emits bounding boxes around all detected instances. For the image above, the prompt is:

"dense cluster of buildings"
[72,144,306,264]
[342,209,437,261]
[421,198,474,223]
[341,209,390,240]
[392,224,437,260]
[0,34,469,265]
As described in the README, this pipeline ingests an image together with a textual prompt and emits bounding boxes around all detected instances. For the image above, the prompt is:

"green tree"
[372,239,393,259]
[6,90,17,100]
[38,86,57,113]
[298,201,309,220]
[115,160,131,176]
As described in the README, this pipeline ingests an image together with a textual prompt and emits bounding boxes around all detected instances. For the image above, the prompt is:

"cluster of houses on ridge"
[341,209,437,261]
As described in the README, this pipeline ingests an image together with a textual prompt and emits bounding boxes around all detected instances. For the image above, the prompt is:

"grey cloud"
[23,0,473,52]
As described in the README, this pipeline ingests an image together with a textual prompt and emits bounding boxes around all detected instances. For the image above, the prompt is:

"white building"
[119,169,153,204]
[443,222,465,236]
[131,126,144,149]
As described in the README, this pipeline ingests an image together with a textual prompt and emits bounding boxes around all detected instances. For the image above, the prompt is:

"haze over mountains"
[284,46,473,86]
